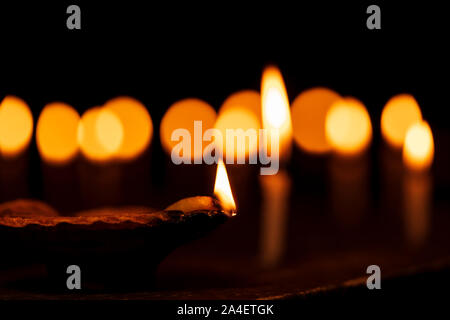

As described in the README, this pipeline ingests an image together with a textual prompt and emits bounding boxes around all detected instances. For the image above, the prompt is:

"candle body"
[329,153,370,227]
[403,170,431,248]
[259,170,291,269]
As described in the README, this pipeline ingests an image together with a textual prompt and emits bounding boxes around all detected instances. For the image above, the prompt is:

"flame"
[0,96,33,158]
[381,94,422,148]
[325,97,372,156]
[36,102,80,164]
[214,159,236,214]
[261,66,293,159]
[403,121,434,171]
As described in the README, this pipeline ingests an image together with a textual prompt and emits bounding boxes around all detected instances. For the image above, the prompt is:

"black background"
[1,1,446,123]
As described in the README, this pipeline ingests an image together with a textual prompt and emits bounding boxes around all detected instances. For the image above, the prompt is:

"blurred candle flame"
[261,66,293,159]
[96,108,124,154]
[0,96,33,158]
[214,159,236,214]
[214,108,260,160]
[160,98,216,162]
[219,90,261,124]
[36,102,80,165]
[291,87,341,154]
[77,107,124,162]
[403,121,434,171]
[103,96,153,161]
[381,94,422,149]
[325,97,372,156]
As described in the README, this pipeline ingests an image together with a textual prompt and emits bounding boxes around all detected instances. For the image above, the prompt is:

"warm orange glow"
[403,121,434,171]
[403,173,431,247]
[36,102,80,164]
[0,96,33,158]
[381,94,422,148]
[291,87,341,154]
[219,90,261,124]
[214,108,260,159]
[325,97,372,156]
[77,107,124,162]
[214,159,236,214]
[103,96,153,160]
[261,66,293,158]
[96,108,123,153]
[160,98,216,161]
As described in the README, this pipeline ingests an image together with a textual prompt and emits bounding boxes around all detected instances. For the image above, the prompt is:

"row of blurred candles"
[0,67,433,170]
[0,66,435,266]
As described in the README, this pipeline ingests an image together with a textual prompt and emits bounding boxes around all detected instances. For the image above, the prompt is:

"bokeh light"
[0,96,34,158]
[36,102,80,164]
[77,107,124,162]
[96,108,123,154]
[381,94,422,148]
[403,121,434,171]
[103,96,153,160]
[214,108,260,159]
[219,90,261,124]
[325,97,372,156]
[160,98,216,161]
[291,87,341,154]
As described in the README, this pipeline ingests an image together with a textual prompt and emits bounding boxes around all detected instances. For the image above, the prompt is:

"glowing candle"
[325,98,372,157]
[37,102,80,165]
[160,98,216,163]
[380,94,428,245]
[260,66,292,268]
[219,90,262,124]
[325,97,373,225]
[215,107,260,162]
[77,106,124,208]
[0,96,33,158]
[0,96,33,201]
[103,96,153,161]
[291,87,341,155]
[77,107,124,162]
[403,121,434,172]
[103,97,153,204]
[160,98,217,200]
[36,102,81,212]
[381,94,422,149]
[261,66,293,160]
[402,121,434,247]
